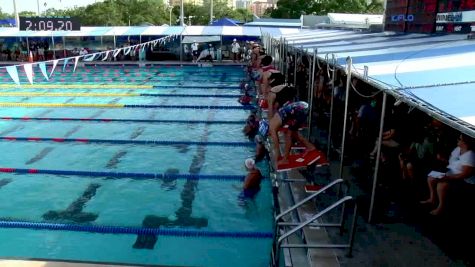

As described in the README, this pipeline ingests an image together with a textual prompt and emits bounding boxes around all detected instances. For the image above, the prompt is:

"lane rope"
[0,136,254,147]
[0,117,245,124]
[0,92,241,98]
[0,219,273,239]
[0,84,152,89]
[0,167,250,181]
[0,103,253,109]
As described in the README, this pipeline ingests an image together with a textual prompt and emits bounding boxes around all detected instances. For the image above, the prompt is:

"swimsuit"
[278,101,309,131]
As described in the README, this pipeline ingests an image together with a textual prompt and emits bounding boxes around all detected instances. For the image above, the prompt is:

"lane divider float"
[0,136,254,147]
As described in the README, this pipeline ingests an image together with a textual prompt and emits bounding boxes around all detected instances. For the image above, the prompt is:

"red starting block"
[277,150,325,172]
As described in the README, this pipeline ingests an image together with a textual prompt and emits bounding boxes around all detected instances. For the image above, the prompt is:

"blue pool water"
[0,65,273,267]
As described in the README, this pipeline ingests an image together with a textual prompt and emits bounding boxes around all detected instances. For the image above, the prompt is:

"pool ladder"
[270,178,358,267]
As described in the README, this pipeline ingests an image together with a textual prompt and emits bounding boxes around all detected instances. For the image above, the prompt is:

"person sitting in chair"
[420,133,475,215]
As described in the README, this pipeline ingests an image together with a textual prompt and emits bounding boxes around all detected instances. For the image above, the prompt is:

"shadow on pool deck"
[310,159,473,267]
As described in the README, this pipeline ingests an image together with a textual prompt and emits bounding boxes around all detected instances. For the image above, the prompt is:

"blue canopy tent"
[279,29,475,221]
[211,18,241,26]
[0,18,15,26]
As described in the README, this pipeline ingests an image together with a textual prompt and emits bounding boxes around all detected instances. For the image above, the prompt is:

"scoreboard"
[385,0,475,33]
[435,0,475,33]
[385,0,437,33]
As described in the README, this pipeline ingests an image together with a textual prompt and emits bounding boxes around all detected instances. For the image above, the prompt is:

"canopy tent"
[279,29,475,137]
[182,36,220,44]
[0,19,16,26]
[0,25,297,38]
[211,18,241,26]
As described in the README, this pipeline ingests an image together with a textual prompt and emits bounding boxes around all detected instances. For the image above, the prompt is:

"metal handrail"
[278,196,352,243]
[274,178,344,222]
[272,196,356,267]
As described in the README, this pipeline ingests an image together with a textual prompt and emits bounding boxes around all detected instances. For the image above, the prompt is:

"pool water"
[0,65,273,267]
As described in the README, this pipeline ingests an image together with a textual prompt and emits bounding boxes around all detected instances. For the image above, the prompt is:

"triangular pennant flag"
[62,58,70,72]
[102,51,110,61]
[73,56,80,72]
[83,54,96,62]
[123,47,131,56]
[38,62,49,81]
[113,49,122,58]
[49,59,59,78]
[6,66,20,85]
[23,63,34,84]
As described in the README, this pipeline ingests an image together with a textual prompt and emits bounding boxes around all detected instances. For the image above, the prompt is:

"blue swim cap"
[259,119,269,136]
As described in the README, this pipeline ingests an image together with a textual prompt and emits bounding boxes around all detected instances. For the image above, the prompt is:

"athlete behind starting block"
[269,101,316,167]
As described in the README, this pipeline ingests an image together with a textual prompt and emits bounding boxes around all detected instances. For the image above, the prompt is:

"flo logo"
[391,14,414,22]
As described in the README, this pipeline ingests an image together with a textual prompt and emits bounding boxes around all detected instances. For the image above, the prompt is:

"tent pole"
[307,50,317,140]
[327,55,336,157]
[180,34,183,62]
[338,57,353,180]
[292,42,297,87]
[369,92,388,223]
[51,33,55,60]
[306,50,312,103]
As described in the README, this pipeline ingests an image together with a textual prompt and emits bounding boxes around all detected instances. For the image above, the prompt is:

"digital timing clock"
[19,17,81,31]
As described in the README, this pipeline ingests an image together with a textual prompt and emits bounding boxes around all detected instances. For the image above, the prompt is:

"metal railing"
[270,179,358,267]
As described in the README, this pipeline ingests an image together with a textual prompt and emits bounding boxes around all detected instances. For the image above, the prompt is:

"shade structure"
[0,25,294,38]
[279,29,475,137]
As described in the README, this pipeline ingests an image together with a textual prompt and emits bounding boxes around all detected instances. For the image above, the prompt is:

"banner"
[49,59,59,78]
[23,63,34,84]
[62,58,70,72]
[38,62,49,81]
[123,47,131,56]
[6,66,20,85]
[113,49,122,58]
[73,56,80,72]
[83,54,96,62]
[102,51,110,61]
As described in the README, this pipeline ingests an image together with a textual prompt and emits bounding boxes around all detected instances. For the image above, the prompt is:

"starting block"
[277,150,326,172]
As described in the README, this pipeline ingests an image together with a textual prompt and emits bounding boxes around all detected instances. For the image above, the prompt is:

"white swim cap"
[245,158,255,169]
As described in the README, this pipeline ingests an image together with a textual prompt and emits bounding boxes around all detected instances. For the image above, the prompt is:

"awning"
[182,36,220,44]
[280,29,475,136]
[0,25,302,39]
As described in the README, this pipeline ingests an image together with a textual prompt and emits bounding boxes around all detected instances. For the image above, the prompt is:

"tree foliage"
[270,0,384,18]
[3,0,252,26]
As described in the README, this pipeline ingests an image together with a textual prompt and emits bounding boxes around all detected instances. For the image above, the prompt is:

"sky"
[2,0,100,15]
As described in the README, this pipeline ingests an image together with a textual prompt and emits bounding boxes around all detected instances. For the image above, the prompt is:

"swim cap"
[259,119,269,136]
[245,158,255,169]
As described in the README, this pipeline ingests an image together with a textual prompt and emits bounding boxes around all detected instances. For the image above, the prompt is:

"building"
[250,0,275,17]
[169,0,204,6]
[235,0,251,9]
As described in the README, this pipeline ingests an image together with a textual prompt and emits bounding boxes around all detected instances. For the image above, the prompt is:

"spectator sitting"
[399,129,434,181]
[420,134,475,215]
[79,48,88,56]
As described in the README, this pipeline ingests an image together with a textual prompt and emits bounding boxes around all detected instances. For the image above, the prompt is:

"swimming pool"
[0,65,273,267]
